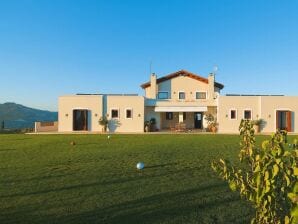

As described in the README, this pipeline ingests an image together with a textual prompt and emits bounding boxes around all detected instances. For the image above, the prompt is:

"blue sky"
[0,0,298,111]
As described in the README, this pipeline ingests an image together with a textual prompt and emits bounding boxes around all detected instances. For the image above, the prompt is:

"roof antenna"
[213,65,218,75]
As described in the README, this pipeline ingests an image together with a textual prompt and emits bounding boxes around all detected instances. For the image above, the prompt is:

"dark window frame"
[178,92,185,100]
[126,109,132,119]
[244,110,252,120]
[230,109,237,120]
[196,92,207,99]
[111,109,119,119]
[166,112,173,120]
[158,91,169,99]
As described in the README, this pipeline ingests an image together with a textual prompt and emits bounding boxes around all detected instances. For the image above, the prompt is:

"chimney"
[208,73,215,100]
[150,73,157,99]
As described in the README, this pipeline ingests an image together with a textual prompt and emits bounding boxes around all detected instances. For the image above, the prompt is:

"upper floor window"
[244,110,252,120]
[166,112,173,120]
[158,92,169,99]
[178,92,185,100]
[196,92,207,99]
[125,108,133,119]
[111,109,119,119]
[230,109,237,120]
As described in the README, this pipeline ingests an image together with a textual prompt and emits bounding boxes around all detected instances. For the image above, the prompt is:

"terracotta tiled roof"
[140,70,224,89]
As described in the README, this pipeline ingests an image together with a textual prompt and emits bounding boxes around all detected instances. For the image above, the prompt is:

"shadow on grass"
[1,181,253,224]
[0,148,16,152]
[145,162,178,169]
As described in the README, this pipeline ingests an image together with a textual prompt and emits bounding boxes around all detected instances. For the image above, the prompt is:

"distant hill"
[0,102,58,129]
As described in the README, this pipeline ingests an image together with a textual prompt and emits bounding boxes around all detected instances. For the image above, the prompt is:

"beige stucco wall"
[218,96,298,133]
[106,95,144,132]
[218,96,260,133]
[58,95,103,132]
[144,75,219,106]
[260,96,298,133]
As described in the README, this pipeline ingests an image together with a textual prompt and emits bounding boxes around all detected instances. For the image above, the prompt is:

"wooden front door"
[276,110,292,132]
[73,110,88,131]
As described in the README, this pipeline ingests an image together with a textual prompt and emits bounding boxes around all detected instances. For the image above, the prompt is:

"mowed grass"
[0,134,296,224]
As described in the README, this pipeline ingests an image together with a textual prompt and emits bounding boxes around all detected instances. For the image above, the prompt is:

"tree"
[211,119,298,223]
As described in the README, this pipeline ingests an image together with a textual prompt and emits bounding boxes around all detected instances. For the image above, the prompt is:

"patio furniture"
[175,123,186,132]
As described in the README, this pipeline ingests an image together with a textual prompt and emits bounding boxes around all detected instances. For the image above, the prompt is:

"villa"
[54,70,298,134]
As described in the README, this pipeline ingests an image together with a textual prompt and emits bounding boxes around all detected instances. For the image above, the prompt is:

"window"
[158,92,169,99]
[111,109,119,119]
[125,109,132,119]
[166,112,173,120]
[244,110,252,120]
[196,92,207,99]
[276,110,292,132]
[179,92,185,100]
[183,112,186,121]
[230,109,237,120]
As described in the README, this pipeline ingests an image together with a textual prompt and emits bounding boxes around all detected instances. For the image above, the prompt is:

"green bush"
[211,119,298,224]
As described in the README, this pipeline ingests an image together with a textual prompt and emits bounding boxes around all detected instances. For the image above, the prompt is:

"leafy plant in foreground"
[211,119,298,224]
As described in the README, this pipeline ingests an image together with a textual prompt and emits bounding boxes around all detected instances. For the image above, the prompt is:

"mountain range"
[0,102,58,129]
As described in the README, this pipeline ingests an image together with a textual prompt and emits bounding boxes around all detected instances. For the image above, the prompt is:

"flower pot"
[211,126,217,133]
[144,125,149,132]
[253,125,260,133]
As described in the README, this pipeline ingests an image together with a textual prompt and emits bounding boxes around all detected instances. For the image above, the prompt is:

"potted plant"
[149,118,156,132]
[99,116,109,132]
[252,119,264,133]
[209,121,218,133]
[204,114,215,132]
[144,121,150,132]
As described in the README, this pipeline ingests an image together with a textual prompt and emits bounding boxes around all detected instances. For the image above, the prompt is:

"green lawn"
[0,134,296,224]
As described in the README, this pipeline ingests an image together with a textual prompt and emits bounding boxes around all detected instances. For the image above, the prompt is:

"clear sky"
[1,0,298,111]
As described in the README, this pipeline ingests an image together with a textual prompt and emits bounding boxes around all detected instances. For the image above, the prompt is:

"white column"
[179,112,183,123]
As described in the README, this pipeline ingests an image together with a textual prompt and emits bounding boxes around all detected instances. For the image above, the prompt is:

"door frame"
[275,109,292,132]
[194,112,203,129]
[73,109,89,131]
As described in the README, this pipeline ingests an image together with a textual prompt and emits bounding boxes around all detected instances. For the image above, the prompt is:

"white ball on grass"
[107,135,111,139]
[137,162,144,170]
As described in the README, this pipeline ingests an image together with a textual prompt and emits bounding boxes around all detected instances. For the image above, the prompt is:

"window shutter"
[276,111,279,130]
[287,111,292,132]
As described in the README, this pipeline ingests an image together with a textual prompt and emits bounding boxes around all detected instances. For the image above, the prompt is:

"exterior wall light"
[268,114,271,118]
[65,113,68,117]
[95,113,98,117]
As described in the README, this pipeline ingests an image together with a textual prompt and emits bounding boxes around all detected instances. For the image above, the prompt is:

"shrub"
[211,119,298,224]
[99,116,109,132]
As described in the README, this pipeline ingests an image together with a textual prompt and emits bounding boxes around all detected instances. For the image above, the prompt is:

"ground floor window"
[183,112,186,120]
[125,109,132,119]
[276,110,292,132]
[230,109,237,120]
[111,109,119,119]
[166,112,173,120]
[244,110,252,120]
